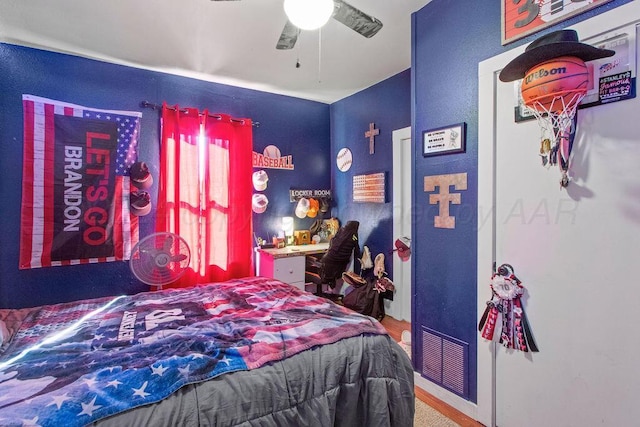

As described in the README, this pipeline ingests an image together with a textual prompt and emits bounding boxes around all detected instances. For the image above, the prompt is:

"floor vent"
[421,327,469,399]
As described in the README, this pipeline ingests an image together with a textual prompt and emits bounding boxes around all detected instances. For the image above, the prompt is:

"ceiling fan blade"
[276,20,300,50]
[332,0,383,39]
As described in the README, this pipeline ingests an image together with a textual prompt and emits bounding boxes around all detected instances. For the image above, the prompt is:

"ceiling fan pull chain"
[318,28,322,83]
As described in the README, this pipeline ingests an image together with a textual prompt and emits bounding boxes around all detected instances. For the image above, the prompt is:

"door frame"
[391,126,412,322]
[477,3,640,426]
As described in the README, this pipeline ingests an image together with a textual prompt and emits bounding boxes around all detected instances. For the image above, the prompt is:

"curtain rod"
[140,101,260,127]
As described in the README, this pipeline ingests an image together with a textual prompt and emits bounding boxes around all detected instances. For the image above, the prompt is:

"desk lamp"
[282,216,295,246]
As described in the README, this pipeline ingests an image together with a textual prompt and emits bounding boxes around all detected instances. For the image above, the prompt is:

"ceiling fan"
[211,0,383,50]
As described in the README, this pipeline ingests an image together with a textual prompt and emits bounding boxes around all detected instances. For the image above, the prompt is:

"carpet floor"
[398,340,461,427]
[414,398,461,427]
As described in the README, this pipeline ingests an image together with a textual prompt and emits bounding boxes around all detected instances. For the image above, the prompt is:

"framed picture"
[502,0,614,45]
[422,123,466,157]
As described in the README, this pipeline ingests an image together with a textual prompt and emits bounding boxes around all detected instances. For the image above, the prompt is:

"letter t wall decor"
[424,173,468,229]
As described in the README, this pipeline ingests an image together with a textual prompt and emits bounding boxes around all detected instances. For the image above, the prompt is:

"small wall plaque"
[423,123,466,157]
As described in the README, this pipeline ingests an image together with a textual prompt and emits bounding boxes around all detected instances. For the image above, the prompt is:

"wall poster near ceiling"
[502,0,614,45]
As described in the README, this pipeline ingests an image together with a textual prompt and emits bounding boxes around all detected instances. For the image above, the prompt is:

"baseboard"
[414,373,479,421]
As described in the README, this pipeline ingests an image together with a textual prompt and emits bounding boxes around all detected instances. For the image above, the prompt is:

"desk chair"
[305,220,361,300]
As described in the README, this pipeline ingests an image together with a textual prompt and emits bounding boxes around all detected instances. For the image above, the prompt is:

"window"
[157,104,254,285]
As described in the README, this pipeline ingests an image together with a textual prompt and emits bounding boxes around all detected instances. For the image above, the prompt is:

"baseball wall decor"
[336,147,353,172]
[252,144,294,170]
[263,144,281,159]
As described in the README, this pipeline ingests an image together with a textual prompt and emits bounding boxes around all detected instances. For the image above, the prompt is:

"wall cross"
[364,122,380,155]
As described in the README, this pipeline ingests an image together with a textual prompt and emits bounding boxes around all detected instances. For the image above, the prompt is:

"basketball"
[520,56,589,113]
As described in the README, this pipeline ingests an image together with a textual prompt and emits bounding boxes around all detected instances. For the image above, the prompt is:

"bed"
[0,276,414,426]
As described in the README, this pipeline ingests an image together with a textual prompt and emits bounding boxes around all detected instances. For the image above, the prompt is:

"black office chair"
[305,220,361,299]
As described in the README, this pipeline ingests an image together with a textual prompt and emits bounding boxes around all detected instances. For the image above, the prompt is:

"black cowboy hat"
[499,29,615,82]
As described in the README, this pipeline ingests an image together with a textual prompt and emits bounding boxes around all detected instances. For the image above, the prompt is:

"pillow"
[0,307,36,349]
[0,320,9,346]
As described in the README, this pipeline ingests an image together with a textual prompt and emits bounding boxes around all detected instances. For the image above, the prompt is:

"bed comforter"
[0,276,414,426]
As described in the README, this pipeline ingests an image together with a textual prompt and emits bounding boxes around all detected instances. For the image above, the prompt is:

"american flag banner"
[20,95,141,269]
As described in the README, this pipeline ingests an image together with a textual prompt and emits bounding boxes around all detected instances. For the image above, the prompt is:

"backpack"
[343,278,384,320]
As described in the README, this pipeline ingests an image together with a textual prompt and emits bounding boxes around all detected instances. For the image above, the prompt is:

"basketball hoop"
[524,89,586,188]
[499,30,615,189]
[519,55,589,188]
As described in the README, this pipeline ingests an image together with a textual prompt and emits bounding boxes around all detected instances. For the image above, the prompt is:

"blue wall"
[330,69,412,278]
[411,0,631,403]
[0,44,330,309]
[2,0,631,404]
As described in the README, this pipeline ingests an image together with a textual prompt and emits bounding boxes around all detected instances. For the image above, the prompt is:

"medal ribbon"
[478,265,539,352]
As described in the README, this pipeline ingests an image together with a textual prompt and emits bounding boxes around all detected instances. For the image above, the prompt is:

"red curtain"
[157,103,253,286]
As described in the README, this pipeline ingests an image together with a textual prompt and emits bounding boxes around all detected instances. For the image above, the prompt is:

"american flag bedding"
[0,277,387,427]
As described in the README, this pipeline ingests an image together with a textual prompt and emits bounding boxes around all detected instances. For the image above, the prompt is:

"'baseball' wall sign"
[253,144,294,170]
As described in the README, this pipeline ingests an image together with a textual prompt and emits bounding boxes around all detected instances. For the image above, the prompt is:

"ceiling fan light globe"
[284,0,334,31]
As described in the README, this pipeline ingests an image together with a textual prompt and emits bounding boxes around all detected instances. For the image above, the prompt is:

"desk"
[256,243,329,291]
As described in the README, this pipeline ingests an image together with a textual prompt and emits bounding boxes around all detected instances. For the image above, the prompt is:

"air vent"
[421,327,469,398]
[422,329,442,381]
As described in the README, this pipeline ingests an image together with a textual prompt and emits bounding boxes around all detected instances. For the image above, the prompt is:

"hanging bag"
[342,273,384,320]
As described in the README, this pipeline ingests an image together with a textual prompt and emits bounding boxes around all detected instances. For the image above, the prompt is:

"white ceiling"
[0,0,431,104]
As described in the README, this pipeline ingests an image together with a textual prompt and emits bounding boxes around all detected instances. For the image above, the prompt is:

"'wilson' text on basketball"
[524,66,567,85]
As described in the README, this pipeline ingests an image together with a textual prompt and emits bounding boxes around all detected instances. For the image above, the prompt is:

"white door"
[390,126,412,322]
[478,4,640,426]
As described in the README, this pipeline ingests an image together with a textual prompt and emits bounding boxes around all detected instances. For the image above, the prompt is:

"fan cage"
[130,232,191,287]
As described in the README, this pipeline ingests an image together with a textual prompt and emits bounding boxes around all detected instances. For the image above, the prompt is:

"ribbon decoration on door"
[478,264,539,352]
